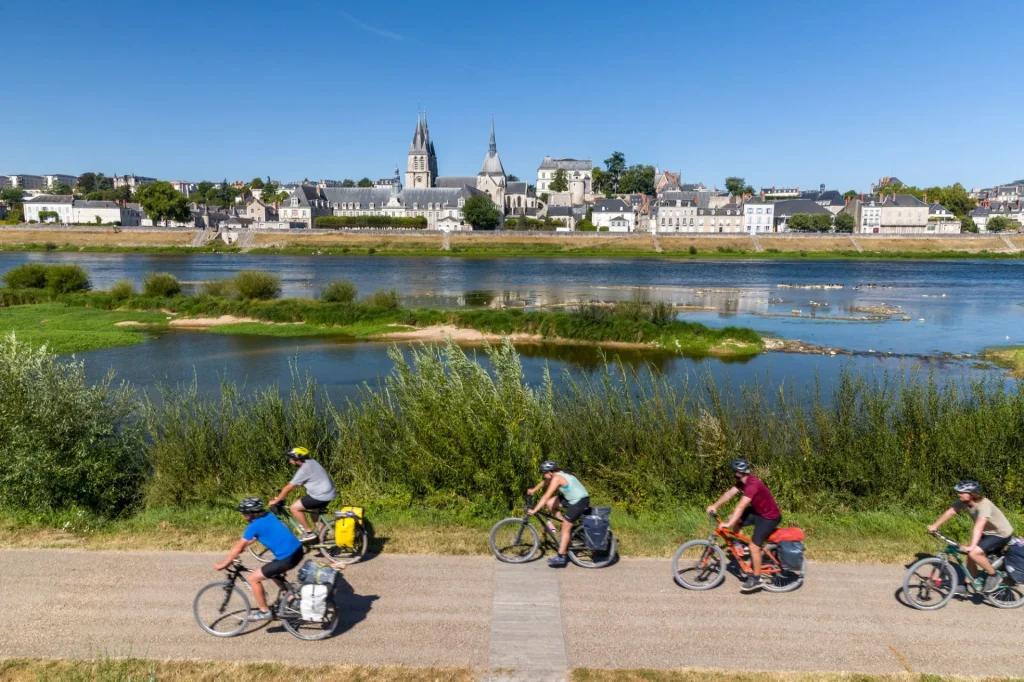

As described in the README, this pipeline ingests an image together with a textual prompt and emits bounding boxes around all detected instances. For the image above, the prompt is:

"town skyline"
[4,0,1023,189]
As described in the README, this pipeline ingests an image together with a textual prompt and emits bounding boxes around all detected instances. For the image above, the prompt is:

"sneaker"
[983,573,1002,594]
[299,531,318,542]
[547,554,568,568]
[247,609,273,622]
[740,575,763,593]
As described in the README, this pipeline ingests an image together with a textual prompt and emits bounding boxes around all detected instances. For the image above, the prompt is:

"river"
[1,252,1020,394]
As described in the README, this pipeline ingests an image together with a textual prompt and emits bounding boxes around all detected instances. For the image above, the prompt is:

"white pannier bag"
[300,584,329,622]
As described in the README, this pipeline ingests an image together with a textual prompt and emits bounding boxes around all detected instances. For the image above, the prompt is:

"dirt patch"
[376,324,654,350]
[0,228,197,247]
[113,320,148,327]
[251,231,443,251]
[759,236,855,252]
[167,315,263,328]
[658,236,755,253]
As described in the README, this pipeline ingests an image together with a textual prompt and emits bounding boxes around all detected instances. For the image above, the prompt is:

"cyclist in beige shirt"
[928,480,1014,593]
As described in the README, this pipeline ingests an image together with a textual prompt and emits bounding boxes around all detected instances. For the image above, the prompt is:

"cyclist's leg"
[245,568,272,613]
[748,514,779,577]
[560,497,590,555]
[289,498,313,533]
[972,535,1009,576]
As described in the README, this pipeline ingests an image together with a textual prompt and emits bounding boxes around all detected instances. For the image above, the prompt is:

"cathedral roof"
[435,176,477,189]
[479,119,505,176]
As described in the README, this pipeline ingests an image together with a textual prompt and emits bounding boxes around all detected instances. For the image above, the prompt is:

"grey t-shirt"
[289,459,337,502]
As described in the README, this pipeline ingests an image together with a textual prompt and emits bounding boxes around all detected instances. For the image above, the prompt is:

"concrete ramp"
[849,236,864,252]
[750,234,763,252]
[1001,235,1019,252]
[651,231,663,253]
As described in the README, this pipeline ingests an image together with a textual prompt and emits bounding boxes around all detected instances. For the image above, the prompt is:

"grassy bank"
[0,659,1012,682]
[3,227,1024,259]
[0,289,762,356]
[981,345,1024,378]
[0,505,1014,564]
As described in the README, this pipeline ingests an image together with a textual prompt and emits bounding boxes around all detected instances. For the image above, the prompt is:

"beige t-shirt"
[954,498,1014,538]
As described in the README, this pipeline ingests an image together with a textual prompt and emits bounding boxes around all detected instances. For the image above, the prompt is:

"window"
[747,208,753,214]
[661,218,665,226]
[766,208,772,214]
[756,208,762,214]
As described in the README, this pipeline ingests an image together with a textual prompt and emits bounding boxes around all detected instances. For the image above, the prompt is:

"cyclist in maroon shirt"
[706,458,782,592]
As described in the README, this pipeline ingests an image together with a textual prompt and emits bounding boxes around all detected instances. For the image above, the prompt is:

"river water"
[1,252,1020,394]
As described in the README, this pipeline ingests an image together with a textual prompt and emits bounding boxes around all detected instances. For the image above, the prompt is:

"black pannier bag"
[581,506,611,551]
[1005,540,1024,585]
[777,541,806,572]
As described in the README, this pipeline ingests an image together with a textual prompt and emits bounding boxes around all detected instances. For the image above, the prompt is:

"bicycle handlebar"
[931,530,960,548]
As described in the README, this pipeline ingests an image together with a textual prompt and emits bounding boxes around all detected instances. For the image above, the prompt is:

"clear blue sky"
[3,0,1022,191]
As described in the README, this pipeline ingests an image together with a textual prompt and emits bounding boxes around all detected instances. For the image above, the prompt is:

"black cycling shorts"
[560,496,591,523]
[741,508,781,547]
[299,495,332,512]
[978,534,1011,555]
[261,547,304,579]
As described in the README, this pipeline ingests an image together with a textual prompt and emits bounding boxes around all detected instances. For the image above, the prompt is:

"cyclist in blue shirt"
[214,497,304,622]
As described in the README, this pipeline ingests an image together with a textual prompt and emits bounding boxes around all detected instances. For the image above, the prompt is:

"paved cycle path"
[0,549,1022,679]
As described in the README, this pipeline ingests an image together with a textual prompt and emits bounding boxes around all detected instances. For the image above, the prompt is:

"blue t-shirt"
[243,513,302,560]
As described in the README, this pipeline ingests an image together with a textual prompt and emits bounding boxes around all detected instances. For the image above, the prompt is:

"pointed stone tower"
[476,116,506,211]
[406,110,433,188]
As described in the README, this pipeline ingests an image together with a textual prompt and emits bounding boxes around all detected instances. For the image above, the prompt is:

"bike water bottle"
[546,520,557,534]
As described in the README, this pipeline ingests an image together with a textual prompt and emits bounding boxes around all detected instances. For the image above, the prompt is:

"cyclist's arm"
[269,483,297,506]
[966,514,987,550]
[526,482,544,496]
[530,477,562,514]
[706,486,740,514]
[927,507,957,533]
[214,536,255,571]
[725,495,751,528]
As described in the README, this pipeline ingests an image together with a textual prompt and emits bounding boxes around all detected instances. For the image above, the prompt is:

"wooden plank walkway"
[485,560,569,681]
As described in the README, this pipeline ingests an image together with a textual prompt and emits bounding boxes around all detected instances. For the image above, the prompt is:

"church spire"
[488,115,496,154]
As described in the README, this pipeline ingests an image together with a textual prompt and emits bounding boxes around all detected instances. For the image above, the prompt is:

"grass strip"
[0,303,170,353]
[0,658,472,682]
[980,345,1024,378]
[0,507,1009,565]
[573,670,1021,682]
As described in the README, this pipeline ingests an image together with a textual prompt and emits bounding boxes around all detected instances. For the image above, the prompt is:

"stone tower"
[476,116,506,210]
[406,111,436,188]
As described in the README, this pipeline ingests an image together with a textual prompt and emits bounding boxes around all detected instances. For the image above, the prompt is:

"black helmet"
[954,479,981,494]
[283,446,310,460]
[238,497,264,513]
[539,460,559,474]
[729,458,752,474]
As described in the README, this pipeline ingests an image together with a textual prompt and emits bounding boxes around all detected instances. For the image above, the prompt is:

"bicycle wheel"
[193,581,251,637]
[903,557,958,610]
[985,576,1024,609]
[278,588,340,640]
[319,519,369,565]
[762,553,806,593]
[568,526,617,568]
[672,539,727,590]
[489,518,540,563]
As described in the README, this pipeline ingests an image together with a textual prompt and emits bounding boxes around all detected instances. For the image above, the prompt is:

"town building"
[808,189,846,214]
[771,199,833,231]
[113,174,156,190]
[243,197,278,224]
[653,170,682,196]
[23,195,141,225]
[0,176,11,188]
[843,194,930,234]
[279,185,332,229]
[591,198,635,232]
[696,204,744,233]
[536,157,592,204]
[760,186,800,200]
[742,197,776,233]
[927,203,962,233]
[546,205,578,231]
[970,201,1023,232]
[654,197,698,233]
[44,174,78,190]
[871,176,904,192]
[8,174,45,190]
[169,181,197,197]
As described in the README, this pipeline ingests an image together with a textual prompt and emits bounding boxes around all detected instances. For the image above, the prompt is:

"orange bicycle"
[672,512,807,592]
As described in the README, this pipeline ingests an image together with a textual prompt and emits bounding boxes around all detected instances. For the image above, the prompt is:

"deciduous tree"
[985,215,1019,233]
[725,177,746,196]
[462,194,502,230]
[357,178,373,188]
[135,181,193,225]
[833,212,855,233]
[549,169,569,192]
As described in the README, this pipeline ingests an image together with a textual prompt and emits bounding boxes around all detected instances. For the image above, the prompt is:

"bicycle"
[902,530,1024,610]
[489,494,618,568]
[193,560,340,640]
[671,512,806,592]
[248,502,367,566]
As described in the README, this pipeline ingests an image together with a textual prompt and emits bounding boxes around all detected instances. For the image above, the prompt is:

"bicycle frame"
[929,530,1003,587]
[218,562,288,613]
[519,495,584,550]
[706,512,785,576]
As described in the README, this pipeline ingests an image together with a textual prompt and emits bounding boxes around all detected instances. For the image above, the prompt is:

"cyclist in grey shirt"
[268,446,338,542]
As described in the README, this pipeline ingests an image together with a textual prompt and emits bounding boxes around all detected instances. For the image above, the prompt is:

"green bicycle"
[902,530,1024,610]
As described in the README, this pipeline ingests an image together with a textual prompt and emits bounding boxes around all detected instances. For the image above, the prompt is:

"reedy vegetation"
[2,335,1023,523]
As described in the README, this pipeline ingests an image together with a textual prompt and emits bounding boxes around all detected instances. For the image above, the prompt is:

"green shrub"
[571,301,611,324]
[142,272,182,297]
[688,245,697,255]
[598,226,609,232]
[233,270,281,300]
[45,264,91,293]
[0,334,146,515]
[109,279,135,301]
[321,279,357,303]
[364,288,400,310]
[649,300,676,327]
[367,247,377,255]
[613,292,648,321]
[199,279,234,298]
[315,215,427,228]
[3,263,49,289]
[44,242,57,251]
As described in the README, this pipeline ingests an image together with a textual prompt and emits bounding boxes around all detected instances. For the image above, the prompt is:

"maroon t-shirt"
[737,475,781,520]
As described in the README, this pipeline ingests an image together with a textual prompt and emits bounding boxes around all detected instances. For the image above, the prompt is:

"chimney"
[845,196,851,205]
[860,193,864,202]
[922,192,927,204]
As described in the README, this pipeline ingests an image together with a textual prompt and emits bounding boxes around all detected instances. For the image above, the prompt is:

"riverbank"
[3,226,1024,259]
[0,293,763,356]
[981,345,1024,378]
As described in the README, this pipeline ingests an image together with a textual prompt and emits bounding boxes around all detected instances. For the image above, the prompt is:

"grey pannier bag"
[777,541,806,572]
[581,506,612,551]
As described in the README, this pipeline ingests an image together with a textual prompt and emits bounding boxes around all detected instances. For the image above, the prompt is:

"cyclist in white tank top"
[527,460,591,567]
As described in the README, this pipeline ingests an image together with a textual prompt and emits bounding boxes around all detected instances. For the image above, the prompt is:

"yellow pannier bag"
[333,505,364,548]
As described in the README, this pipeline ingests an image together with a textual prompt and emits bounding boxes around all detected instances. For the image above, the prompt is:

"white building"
[113,174,156,190]
[0,176,10,188]
[537,157,592,204]
[44,174,78,190]
[591,198,634,232]
[742,197,775,233]
[927,203,962,233]
[169,181,197,197]
[655,198,698,233]
[8,174,45,190]
[23,195,140,226]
